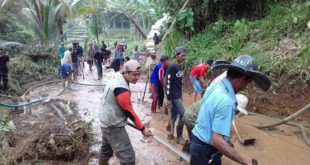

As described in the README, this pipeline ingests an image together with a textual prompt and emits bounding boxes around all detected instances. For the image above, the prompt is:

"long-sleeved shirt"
[114,88,144,130]
[165,61,183,100]
[99,72,144,130]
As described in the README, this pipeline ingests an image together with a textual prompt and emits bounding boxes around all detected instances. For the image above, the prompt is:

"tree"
[159,0,268,35]
[1,0,83,46]
[105,0,155,39]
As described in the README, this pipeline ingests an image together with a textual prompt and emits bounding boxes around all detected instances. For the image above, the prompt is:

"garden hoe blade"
[232,121,256,146]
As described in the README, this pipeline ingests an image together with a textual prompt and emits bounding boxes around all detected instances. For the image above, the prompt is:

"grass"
[162,1,310,87]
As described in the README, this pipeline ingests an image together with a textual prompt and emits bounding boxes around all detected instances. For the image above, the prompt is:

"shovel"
[232,121,256,146]
[127,122,190,163]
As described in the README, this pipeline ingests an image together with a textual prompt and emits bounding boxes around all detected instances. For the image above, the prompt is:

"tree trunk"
[127,16,147,40]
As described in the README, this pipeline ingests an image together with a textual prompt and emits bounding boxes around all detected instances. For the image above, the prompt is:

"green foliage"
[9,54,59,95]
[166,1,310,86]
[0,12,34,44]
[175,8,194,37]
[159,0,268,35]
[0,117,10,134]
[161,30,187,58]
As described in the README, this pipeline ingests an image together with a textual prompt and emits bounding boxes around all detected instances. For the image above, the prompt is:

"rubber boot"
[166,123,175,140]
[176,125,185,145]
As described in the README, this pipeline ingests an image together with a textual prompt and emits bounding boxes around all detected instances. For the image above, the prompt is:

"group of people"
[59,40,113,84]
[97,44,271,165]
[59,41,84,84]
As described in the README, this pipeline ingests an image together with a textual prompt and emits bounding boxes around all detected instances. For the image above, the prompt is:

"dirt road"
[6,62,309,164]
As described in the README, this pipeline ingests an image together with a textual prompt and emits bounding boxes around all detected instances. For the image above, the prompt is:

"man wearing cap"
[150,55,169,112]
[99,60,152,165]
[145,50,159,77]
[0,47,9,94]
[190,55,271,165]
[165,47,186,144]
[190,59,214,101]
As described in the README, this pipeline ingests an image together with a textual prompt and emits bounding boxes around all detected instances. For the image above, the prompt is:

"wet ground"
[3,62,309,164]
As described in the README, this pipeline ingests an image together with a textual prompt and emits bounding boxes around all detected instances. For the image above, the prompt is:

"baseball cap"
[236,94,248,115]
[160,55,169,62]
[149,50,156,56]
[175,47,185,55]
[121,60,141,73]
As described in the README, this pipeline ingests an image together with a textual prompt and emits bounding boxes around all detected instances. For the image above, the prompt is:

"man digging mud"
[190,55,271,165]
[98,60,152,165]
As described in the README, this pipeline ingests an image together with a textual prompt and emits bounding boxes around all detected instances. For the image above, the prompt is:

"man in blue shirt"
[191,55,271,165]
[150,55,169,112]
[59,63,73,88]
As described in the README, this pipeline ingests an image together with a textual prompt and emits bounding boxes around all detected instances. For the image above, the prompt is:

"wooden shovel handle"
[232,120,243,144]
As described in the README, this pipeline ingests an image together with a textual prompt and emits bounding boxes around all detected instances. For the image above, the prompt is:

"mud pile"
[1,100,93,165]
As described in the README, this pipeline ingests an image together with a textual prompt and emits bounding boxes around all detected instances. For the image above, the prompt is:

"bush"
[9,54,59,95]
[164,1,310,86]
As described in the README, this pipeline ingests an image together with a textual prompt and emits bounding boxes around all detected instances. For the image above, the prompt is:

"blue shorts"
[190,76,202,94]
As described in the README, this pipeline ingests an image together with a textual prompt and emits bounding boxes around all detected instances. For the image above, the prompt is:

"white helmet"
[236,94,248,115]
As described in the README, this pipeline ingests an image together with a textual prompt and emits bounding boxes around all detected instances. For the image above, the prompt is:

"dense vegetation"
[159,0,310,88]
[0,0,309,95]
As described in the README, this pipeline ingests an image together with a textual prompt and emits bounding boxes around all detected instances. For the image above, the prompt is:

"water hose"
[22,80,62,98]
[249,103,310,129]
[72,82,106,87]
[0,85,70,109]
[0,81,105,109]
[247,110,310,146]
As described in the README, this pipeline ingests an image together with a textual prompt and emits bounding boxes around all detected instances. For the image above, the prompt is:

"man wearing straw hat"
[190,55,271,165]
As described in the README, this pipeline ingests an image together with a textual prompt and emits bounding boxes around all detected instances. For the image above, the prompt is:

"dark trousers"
[151,83,164,112]
[0,73,8,92]
[190,134,222,165]
[95,60,103,79]
[171,99,185,137]
[99,127,135,165]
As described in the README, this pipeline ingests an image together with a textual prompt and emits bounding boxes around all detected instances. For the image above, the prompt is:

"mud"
[1,62,309,165]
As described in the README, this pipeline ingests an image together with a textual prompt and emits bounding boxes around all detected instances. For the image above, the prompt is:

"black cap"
[207,59,214,65]
[109,58,125,72]
[160,55,169,62]
[175,47,185,55]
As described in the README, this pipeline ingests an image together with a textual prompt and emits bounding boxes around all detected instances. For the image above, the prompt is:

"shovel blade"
[243,138,256,146]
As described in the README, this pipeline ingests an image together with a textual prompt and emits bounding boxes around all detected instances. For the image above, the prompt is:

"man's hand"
[212,132,251,165]
[165,100,172,109]
[141,128,153,137]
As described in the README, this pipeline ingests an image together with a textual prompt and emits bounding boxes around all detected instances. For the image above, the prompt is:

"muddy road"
[3,62,309,165]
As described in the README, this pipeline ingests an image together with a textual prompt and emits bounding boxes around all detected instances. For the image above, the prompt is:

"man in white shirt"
[62,47,72,65]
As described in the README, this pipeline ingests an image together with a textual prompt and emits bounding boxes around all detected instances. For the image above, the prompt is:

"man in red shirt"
[190,59,214,101]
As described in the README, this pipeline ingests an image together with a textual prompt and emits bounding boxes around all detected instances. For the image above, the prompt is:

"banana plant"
[1,0,83,46]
